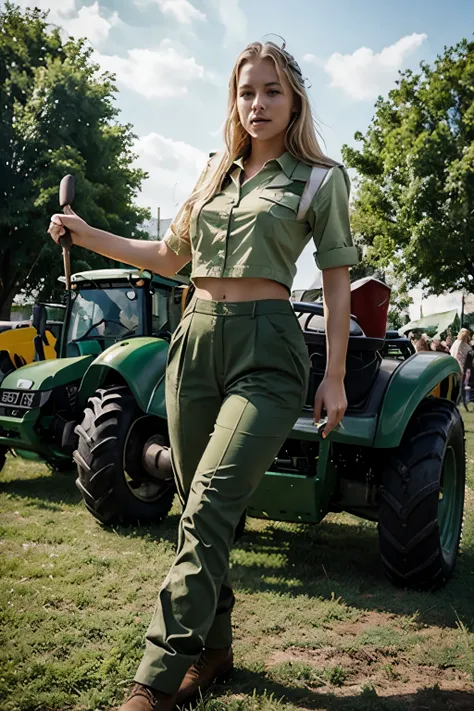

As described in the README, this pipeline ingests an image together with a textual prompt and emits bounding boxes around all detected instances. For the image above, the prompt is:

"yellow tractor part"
[0,326,57,368]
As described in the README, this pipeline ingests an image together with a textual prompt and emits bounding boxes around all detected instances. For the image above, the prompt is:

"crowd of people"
[409,327,474,388]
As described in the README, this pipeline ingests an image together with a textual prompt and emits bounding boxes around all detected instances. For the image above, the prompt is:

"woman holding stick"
[49,39,358,711]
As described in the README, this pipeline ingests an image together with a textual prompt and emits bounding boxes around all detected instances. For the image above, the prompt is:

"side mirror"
[32,304,47,335]
[32,304,47,361]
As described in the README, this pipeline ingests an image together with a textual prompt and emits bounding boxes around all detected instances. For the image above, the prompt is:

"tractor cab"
[60,269,187,358]
[0,268,188,468]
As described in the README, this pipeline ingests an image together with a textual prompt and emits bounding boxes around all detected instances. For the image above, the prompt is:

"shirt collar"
[232,151,300,178]
[233,155,245,170]
[276,151,300,178]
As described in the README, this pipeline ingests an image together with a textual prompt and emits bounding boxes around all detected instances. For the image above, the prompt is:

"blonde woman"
[450,328,472,373]
[48,40,358,710]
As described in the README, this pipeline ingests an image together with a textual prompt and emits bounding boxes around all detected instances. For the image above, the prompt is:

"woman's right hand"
[47,207,89,245]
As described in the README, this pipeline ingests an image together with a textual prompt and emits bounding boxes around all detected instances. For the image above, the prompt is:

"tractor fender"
[77,337,169,418]
[1,354,94,391]
[374,351,462,448]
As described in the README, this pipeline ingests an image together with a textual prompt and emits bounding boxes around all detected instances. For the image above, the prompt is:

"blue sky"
[10,0,474,296]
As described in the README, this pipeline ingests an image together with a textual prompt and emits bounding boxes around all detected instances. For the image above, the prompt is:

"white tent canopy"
[399,309,458,338]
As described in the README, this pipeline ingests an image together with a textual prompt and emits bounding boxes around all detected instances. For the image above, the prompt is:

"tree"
[0,3,150,317]
[342,39,474,296]
[452,313,461,337]
[347,235,383,282]
[387,279,412,330]
[348,239,413,329]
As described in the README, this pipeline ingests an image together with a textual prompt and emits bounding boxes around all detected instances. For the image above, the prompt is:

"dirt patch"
[266,645,474,698]
[325,609,399,636]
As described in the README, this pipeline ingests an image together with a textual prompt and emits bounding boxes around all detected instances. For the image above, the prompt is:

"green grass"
[1,411,474,711]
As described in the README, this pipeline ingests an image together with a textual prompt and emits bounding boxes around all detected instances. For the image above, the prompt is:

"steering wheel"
[120,325,139,338]
[72,318,127,342]
[155,328,172,342]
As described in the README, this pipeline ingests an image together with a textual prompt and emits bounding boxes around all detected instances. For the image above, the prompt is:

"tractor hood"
[1,355,94,392]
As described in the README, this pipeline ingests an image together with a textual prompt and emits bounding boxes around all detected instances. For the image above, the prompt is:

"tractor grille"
[0,389,42,418]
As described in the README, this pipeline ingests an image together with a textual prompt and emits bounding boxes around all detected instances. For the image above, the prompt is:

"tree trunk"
[0,283,18,320]
[0,244,20,320]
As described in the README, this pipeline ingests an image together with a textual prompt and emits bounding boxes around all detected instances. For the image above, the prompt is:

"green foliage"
[342,39,474,296]
[463,311,474,331]
[452,312,461,337]
[0,3,150,317]
[387,276,413,329]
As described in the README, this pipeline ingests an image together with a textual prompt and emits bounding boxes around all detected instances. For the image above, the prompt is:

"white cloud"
[94,42,206,98]
[136,0,206,24]
[14,0,118,46]
[63,3,119,46]
[133,133,208,217]
[211,0,247,45]
[303,53,324,67]
[160,0,206,24]
[306,33,428,100]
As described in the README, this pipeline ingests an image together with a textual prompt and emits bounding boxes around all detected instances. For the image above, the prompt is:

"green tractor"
[0,267,189,524]
[248,293,465,589]
[0,263,465,589]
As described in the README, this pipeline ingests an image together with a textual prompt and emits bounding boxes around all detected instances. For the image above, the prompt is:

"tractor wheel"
[379,400,465,589]
[74,385,175,526]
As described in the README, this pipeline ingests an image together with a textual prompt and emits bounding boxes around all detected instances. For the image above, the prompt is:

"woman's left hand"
[313,375,347,438]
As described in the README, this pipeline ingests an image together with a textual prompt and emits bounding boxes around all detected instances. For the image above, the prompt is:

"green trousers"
[135,297,310,695]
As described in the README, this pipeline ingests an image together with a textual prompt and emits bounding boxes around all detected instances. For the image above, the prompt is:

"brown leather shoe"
[118,683,176,711]
[176,647,233,706]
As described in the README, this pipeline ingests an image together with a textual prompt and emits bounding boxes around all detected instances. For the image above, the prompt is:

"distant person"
[431,337,448,353]
[450,328,472,373]
[414,333,429,352]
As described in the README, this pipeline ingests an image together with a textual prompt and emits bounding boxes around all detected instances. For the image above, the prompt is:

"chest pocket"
[258,189,301,221]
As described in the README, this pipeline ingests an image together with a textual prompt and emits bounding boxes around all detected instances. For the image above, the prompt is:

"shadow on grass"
[210,669,474,710]
[2,471,473,629]
[0,471,183,545]
[230,520,474,630]
[0,471,82,506]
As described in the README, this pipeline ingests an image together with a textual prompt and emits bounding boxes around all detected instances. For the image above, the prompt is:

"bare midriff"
[193,277,289,302]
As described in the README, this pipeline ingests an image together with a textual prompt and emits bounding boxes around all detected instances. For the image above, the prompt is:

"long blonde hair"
[457,328,471,343]
[173,41,336,243]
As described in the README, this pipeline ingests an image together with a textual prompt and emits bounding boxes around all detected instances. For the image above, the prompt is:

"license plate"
[1,390,37,408]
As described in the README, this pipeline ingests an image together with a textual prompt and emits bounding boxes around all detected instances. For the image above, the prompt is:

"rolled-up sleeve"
[307,165,359,270]
[163,218,192,258]
[164,158,213,258]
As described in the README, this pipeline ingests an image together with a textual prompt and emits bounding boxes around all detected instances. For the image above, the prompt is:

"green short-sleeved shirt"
[165,151,358,292]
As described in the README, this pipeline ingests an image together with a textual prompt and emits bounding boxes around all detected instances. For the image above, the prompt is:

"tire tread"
[378,399,465,589]
[74,386,174,525]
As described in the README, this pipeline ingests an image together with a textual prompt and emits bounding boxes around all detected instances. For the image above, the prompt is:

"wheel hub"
[142,436,173,481]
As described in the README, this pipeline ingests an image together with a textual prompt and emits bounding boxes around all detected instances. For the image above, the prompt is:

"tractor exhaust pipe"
[142,435,174,481]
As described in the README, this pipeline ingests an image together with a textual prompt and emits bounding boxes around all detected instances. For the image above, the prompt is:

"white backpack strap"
[296,165,330,222]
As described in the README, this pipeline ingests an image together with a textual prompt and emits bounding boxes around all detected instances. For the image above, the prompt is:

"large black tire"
[74,385,175,526]
[378,400,465,589]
